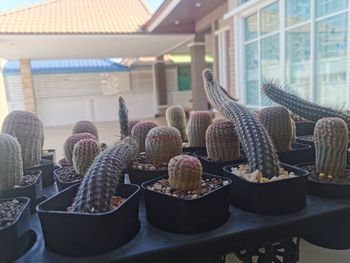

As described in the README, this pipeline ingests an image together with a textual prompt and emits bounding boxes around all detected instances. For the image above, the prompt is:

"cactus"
[145,127,182,165]
[290,117,296,143]
[128,120,140,136]
[1,110,44,169]
[72,139,101,175]
[72,120,99,140]
[118,96,129,139]
[168,155,202,191]
[203,69,279,179]
[131,121,158,152]
[166,105,187,141]
[64,133,97,164]
[72,137,137,213]
[187,111,212,147]
[314,117,348,178]
[258,106,292,152]
[206,119,240,161]
[0,134,23,191]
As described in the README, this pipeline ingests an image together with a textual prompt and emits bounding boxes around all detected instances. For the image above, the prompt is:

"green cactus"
[72,139,101,175]
[118,96,129,139]
[205,119,240,161]
[314,117,348,178]
[0,134,23,191]
[72,137,137,213]
[187,111,212,147]
[168,155,202,191]
[145,127,182,165]
[1,110,44,169]
[64,133,97,164]
[72,120,99,140]
[166,105,187,141]
[131,121,158,153]
[258,106,292,152]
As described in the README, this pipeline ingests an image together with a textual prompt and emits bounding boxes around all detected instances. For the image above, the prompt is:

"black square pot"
[142,173,232,234]
[42,149,56,163]
[37,183,141,257]
[128,166,167,186]
[54,166,81,192]
[25,159,55,187]
[223,163,309,215]
[0,197,30,263]
[295,121,315,136]
[182,146,206,154]
[277,143,313,165]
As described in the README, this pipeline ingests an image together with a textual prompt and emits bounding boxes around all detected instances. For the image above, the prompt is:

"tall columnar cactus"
[187,111,212,147]
[261,79,350,129]
[168,155,202,191]
[314,117,348,178]
[203,69,279,178]
[258,106,292,152]
[64,133,97,164]
[145,127,182,165]
[206,119,240,161]
[131,121,158,153]
[72,120,99,140]
[166,105,187,141]
[1,110,44,169]
[72,139,101,175]
[118,96,129,139]
[72,137,137,213]
[0,134,23,191]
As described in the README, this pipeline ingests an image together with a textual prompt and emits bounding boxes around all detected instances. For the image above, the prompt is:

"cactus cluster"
[72,137,137,213]
[1,110,44,169]
[0,134,23,191]
[118,96,129,139]
[168,155,202,191]
[64,133,97,164]
[72,120,99,140]
[187,111,212,147]
[72,139,101,175]
[166,105,187,141]
[205,119,240,161]
[131,121,158,152]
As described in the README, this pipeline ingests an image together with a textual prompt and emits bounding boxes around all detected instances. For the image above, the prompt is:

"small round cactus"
[64,133,97,164]
[131,121,158,153]
[168,155,202,191]
[128,120,140,135]
[187,111,212,147]
[166,105,187,141]
[145,127,182,165]
[72,121,99,140]
[72,139,101,175]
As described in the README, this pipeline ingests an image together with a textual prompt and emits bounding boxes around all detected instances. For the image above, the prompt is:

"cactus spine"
[0,134,23,191]
[206,119,240,161]
[64,133,97,164]
[131,121,158,152]
[118,96,129,139]
[258,106,292,152]
[187,111,212,147]
[166,105,187,141]
[168,155,202,191]
[1,111,44,169]
[203,69,279,179]
[72,137,137,213]
[314,117,348,178]
[72,121,99,140]
[72,139,101,175]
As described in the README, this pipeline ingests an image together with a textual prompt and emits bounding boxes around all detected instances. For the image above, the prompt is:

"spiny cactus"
[72,139,101,175]
[187,111,212,147]
[203,69,279,179]
[72,120,99,140]
[131,121,158,153]
[314,117,348,178]
[145,127,182,165]
[258,106,292,152]
[64,133,97,164]
[206,119,240,161]
[72,137,137,213]
[168,155,202,191]
[1,110,44,169]
[0,134,23,191]
[261,79,350,129]
[166,105,187,141]
[290,117,296,143]
[128,120,140,136]
[118,96,129,139]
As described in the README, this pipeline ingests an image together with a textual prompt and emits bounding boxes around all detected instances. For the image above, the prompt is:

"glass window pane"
[245,42,259,105]
[286,0,310,26]
[285,25,311,100]
[317,0,348,18]
[244,13,258,41]
[315,14,348,106]
[260,2,279,36]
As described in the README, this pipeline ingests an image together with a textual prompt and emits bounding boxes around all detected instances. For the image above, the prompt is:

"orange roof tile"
[0,0,152,34]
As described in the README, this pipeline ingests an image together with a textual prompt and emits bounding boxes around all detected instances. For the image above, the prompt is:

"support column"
[228,21,236,97]
[20,59,37,113]
[153,55,168,116]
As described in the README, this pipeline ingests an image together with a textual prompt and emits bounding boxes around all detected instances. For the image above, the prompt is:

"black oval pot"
[128,166,167,186]
[54,166,82,192]
[25,159,55,187]
[295,121,315,136]
[0,197,30,263]
[142,173,232,234]
[223,163,309,215]
[277,143,313,165]
[182,146,206,154]
[42,149,56,163]
[36,183,141,257]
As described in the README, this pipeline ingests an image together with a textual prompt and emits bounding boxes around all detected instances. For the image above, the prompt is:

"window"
[217,29,230,90]
[177,65,191,91]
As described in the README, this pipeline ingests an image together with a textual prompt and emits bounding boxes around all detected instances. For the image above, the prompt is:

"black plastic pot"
[223,163,309,215]
[128,166,167,186]
[54,166,82,192]
[277,143,313,165]
[0,197,30,263]
[25,159,55,187]
[182,146,206,154]
[37,183,140,257]
[142,173,232,234]
[295,121,315,136]
[42,149,56,163]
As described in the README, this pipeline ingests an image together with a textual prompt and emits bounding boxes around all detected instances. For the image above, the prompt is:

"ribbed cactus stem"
[166,105,187,141]
[72,139,101,175]
[128,120,140,136]
[203,69,279,178]
[131,121,158,152]
[290,118,296,143]
[72,121,99,140]
[168,155,202,191]
[187,111,212,147]
[64,133,97,164]
[314,117,348,178]
[118,96,129,139]
[72,137,137,213]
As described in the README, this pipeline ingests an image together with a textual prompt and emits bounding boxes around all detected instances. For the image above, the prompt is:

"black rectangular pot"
[295,121,315,136]
[25,159,55,187]
[53,166,82,192]
[277,143,313,165]
[223,163,309,215]
[0,197,30,263]
[128,166,167,186]
[182,146,206,154]
[142,173,232,234]
[37,183,141,257]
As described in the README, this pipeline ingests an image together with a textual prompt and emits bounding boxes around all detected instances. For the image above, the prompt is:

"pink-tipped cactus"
[187,111,212,147]
[72,121,99,140]
[64,133,97,164]
[72,139,101,175]
[131,121,158,152]
[166,105,187,141]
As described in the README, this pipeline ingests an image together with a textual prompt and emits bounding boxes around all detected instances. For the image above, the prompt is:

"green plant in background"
[166,105,187,141]
[187,111,212,147]
[72,120,99,140]
[64,133,97,164]
[131,121,158,153]
[72,138,101,175]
